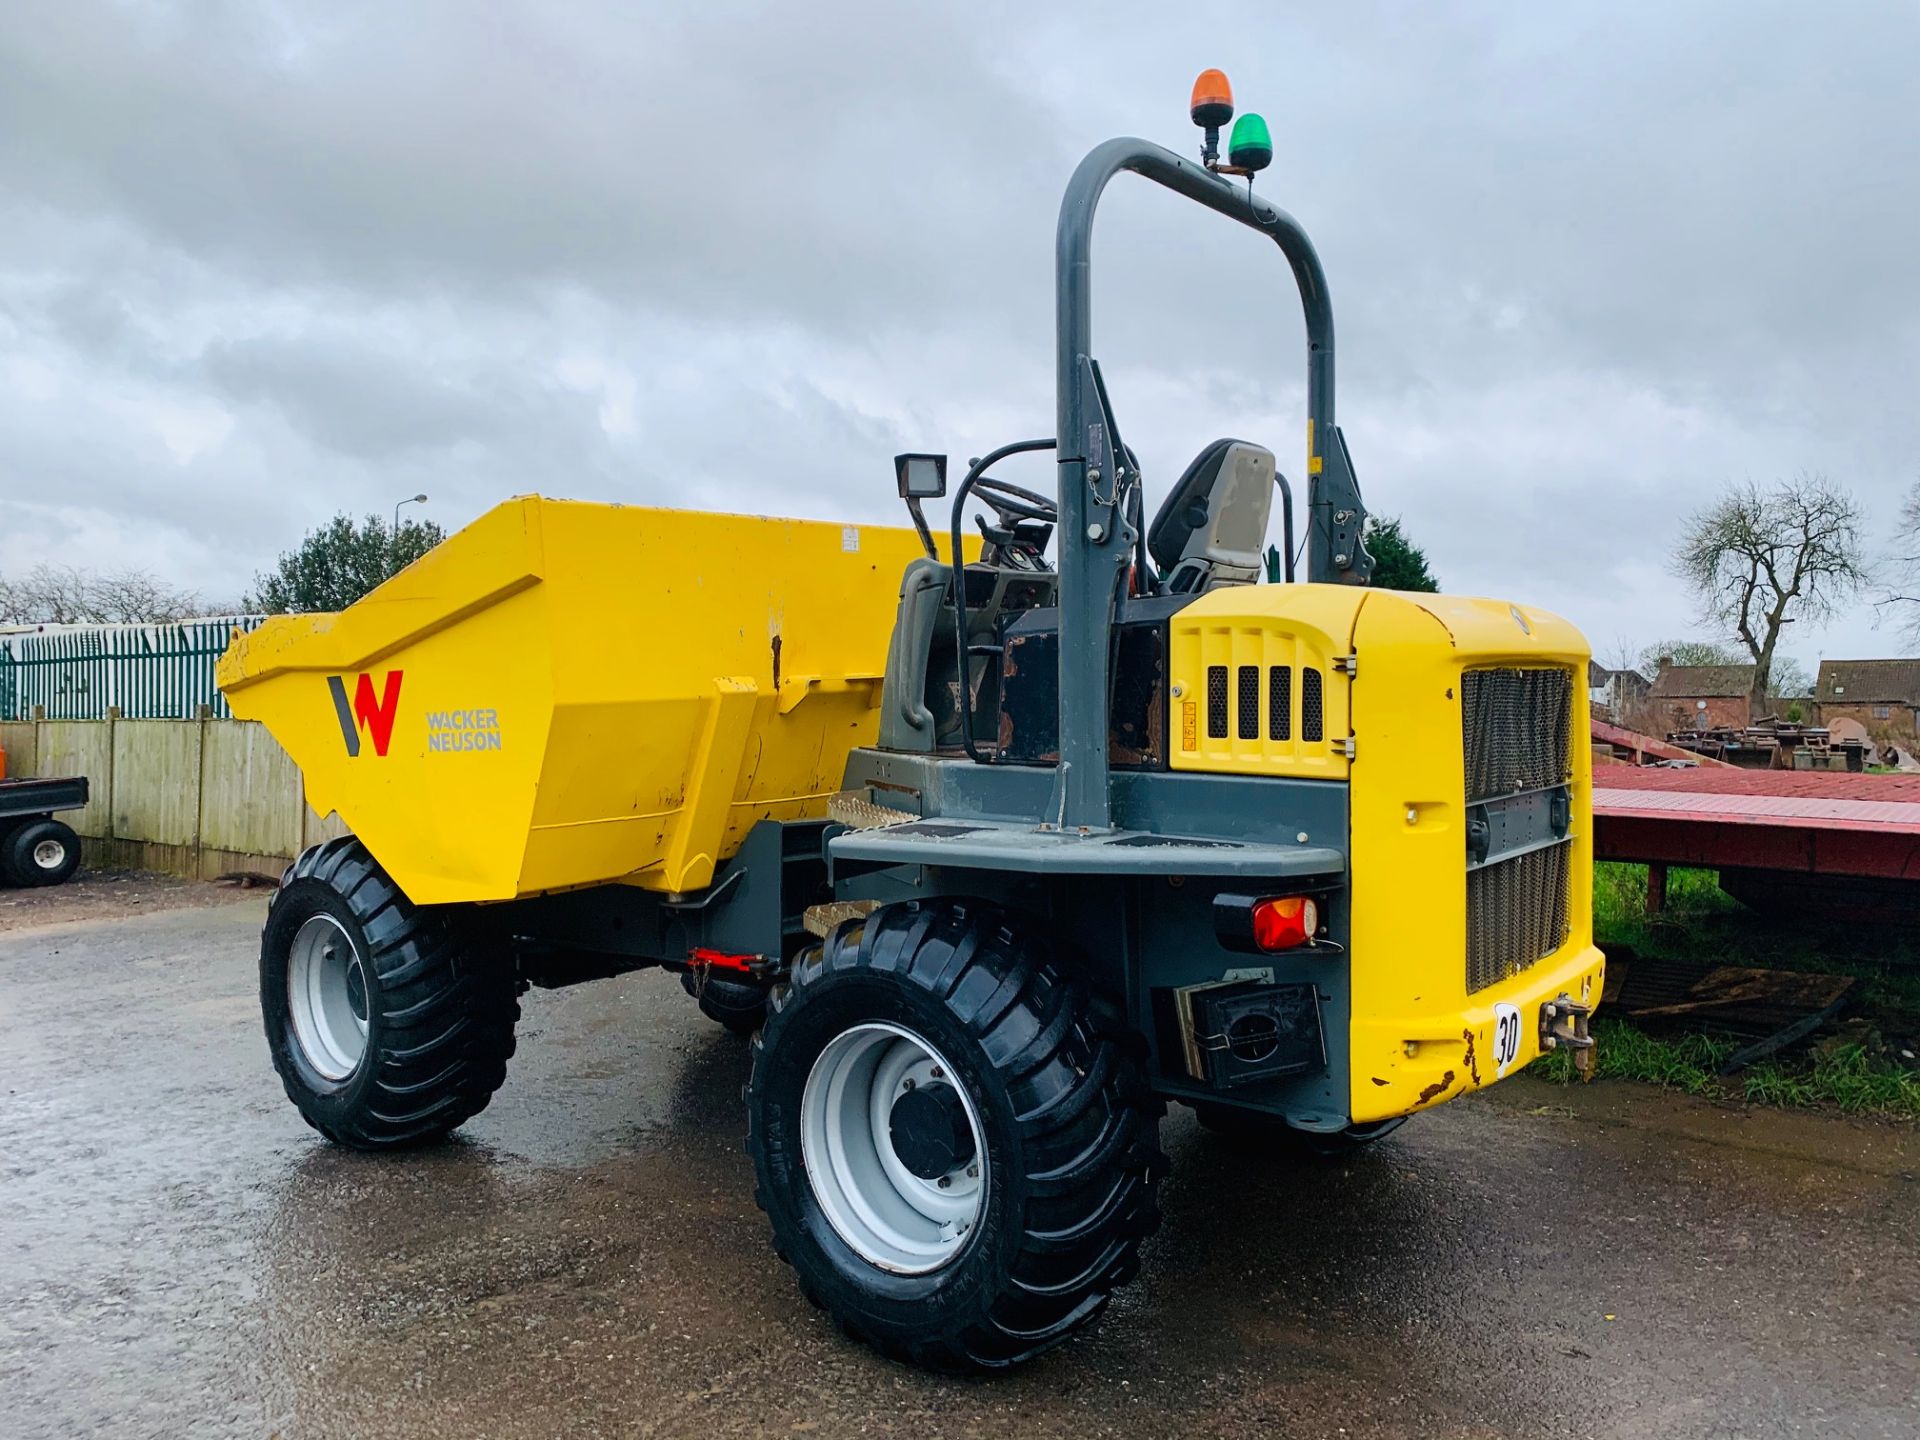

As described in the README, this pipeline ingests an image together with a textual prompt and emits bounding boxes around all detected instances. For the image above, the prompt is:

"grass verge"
[1530,862,1920,1120]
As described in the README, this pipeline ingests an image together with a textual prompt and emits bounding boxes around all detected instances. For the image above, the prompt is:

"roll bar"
[1050,137,1371,830]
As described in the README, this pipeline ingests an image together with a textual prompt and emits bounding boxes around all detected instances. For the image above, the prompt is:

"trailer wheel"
[1191,1102,1407,1156]
[2,818,81,887]
[680,969,767,1036]
[746,899,1166,1371]
[260,836,519,1150]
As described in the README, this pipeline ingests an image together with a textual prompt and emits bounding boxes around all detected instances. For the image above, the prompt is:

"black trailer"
[0,776,87,887]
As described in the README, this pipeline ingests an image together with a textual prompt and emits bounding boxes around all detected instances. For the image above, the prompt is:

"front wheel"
[260,837,519,1149]
[747,900,1166,1371]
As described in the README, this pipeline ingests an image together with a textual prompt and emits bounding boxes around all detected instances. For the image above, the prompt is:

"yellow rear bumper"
[1351,943,1606,1123]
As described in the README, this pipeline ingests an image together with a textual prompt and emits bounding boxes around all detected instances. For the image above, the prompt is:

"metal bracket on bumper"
[1540,994,1596,1080]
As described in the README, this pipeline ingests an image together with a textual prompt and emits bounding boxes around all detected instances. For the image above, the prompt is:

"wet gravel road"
[3,895,1916,1439]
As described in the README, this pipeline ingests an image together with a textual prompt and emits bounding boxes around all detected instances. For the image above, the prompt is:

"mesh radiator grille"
[1467,841,1572,993]
[1461,666,1575,994]
[1461,667,1573,800]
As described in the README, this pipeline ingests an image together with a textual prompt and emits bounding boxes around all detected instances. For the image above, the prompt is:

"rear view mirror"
[894,453,948,500]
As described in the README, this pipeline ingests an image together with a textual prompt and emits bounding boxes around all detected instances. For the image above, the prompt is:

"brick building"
[1646,660,1753,732]
[1812,659,1920,744]
[1587,659,1650,720]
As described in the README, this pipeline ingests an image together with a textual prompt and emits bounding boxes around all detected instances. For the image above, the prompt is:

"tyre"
[1191,1101,1406,1157]
[680,968,768,1036]
[746,899,1166,1371]
[2,818,81,887]
[260,836,519,1150]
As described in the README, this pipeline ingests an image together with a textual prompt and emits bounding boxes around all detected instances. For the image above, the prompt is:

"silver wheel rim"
[31,839,65,871]
[800,1021,988,1275]
[287,914,369,1081]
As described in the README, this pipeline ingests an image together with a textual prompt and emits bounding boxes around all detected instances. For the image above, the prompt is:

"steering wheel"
[971,475,1057,529]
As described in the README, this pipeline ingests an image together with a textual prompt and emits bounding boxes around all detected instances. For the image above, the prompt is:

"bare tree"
[0,564,203,626]
[1671,476,1868,721]
[1880,478,1920,644]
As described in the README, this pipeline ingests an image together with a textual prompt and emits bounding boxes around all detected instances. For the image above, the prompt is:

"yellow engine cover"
[1167,584,1606,1122]
[219,497,934,904]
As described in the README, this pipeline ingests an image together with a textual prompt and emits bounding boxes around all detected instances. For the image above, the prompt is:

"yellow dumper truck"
[222,77,1602,1371]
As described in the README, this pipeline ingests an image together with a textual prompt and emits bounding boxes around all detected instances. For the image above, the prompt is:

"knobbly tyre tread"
[261,836,519,1149]
[679,968,768,1036]
[746,898,1167,1371]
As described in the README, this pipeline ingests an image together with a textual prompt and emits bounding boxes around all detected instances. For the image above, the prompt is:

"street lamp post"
[394,493,428,534]
[391,493,429,569]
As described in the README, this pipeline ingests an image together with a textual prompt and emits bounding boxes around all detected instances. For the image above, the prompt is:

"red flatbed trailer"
[1592,766,1920,919]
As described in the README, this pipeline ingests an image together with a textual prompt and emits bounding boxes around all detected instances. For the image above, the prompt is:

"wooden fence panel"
[201,721,304,860]
[35,721,115,837]
[111,721,203,847]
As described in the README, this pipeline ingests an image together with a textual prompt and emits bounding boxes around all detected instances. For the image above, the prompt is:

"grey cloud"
[199,331,539,462]
[2,0,1917,671]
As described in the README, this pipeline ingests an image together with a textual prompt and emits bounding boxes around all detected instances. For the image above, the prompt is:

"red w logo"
[327,671,404,757]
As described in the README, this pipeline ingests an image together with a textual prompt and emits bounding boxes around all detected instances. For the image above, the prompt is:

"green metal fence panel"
[0,618,265,721]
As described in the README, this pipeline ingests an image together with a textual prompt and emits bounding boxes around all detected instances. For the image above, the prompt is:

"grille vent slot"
[1268,665,1292,741]
[1236,666,1260,740]
[1206,665,1229,739]
[1302,668,1324,743]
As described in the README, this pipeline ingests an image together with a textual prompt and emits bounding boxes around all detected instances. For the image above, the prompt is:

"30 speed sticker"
[1492,1001,1523,1077]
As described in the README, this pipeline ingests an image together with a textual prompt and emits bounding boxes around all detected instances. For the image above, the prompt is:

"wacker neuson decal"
[426,708,504,752]
[327,672,501,756]
[328,671,403,758]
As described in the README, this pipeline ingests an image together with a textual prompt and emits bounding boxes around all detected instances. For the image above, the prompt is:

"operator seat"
[1148,439,1276,593]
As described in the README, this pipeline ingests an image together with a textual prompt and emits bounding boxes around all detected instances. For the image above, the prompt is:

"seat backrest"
[1147,439,1276,593]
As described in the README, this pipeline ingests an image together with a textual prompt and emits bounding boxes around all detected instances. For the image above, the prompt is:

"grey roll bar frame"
[1051,136,1372,831]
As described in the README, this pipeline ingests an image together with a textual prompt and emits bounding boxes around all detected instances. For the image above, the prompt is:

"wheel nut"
[966,1164,978,1178]
[930,1065,944,1080]
[902,1077,915,1090]
[938,1176,951,1189]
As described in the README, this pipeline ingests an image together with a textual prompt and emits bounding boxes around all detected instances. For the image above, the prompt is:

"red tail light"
[1213,893,1321,953]
[1251,896,1317,951]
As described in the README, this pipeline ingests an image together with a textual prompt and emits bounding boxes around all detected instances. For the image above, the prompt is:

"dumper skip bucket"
[219,497,931,904]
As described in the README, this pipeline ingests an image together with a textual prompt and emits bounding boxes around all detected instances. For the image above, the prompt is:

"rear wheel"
[260,836,519,1149]
[1,818,81,887]
[680,968,768,1036]
[1192,1102,1407,1156]
[747,899,1165,1370]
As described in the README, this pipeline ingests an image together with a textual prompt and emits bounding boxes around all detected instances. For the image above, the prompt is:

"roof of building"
[1647,663,1754,699]
[1814,659,1920,705]
[1587,661,1651,689]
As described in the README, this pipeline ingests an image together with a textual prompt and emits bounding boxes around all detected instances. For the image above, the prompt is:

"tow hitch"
[1540,994,1596,1079]
[681,947,786,986]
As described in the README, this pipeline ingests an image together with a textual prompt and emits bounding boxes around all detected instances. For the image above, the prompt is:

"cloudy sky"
[3,2,1917,669]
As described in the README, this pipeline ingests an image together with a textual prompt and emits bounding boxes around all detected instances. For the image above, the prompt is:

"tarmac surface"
[2,885,1915,1439]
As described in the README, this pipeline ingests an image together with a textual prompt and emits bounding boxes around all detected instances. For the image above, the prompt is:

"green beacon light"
[1228,113,1272,173]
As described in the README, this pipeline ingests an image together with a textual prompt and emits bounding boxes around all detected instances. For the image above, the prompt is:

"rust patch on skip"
[770,632,783,691]
[1415,1071,1455,1106]
[1370,1077,1390,1087]
[1462,1027,1482,1087]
